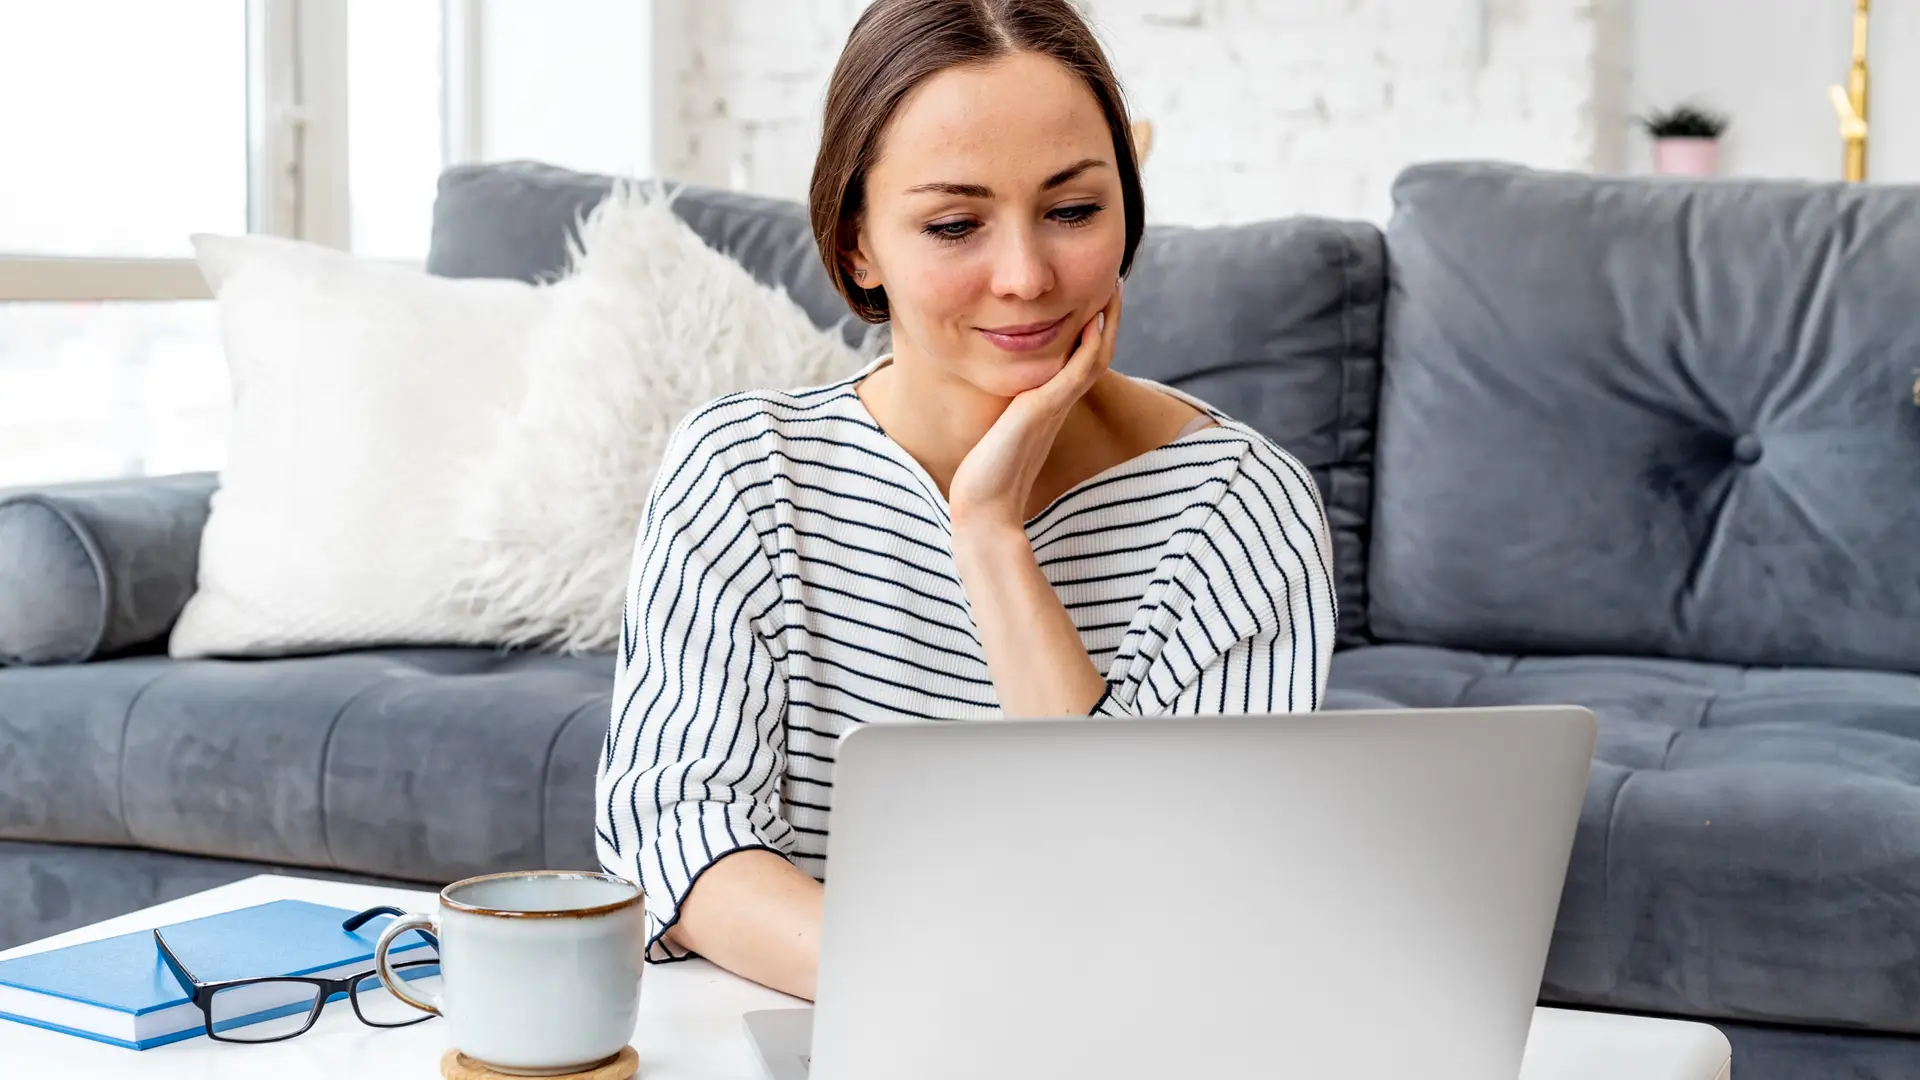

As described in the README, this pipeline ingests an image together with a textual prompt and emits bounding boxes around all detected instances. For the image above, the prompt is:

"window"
[349,1,451,258]
[0,303,227,487]
[0,1,469,488]
[0,7,249,259]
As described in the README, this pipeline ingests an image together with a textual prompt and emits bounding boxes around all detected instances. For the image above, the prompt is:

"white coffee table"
[0,874,1731,1079]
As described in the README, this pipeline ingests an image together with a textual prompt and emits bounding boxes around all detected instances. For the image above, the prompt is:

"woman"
[596,0,1335,1001]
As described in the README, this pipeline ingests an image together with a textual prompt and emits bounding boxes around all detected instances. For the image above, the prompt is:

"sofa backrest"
[428,161,879,352]
[1123,219,1385,649]
[427,161,1387,648]
[1371,162,1920,673]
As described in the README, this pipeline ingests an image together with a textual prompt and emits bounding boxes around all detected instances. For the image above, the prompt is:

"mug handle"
[374,913,444,1017]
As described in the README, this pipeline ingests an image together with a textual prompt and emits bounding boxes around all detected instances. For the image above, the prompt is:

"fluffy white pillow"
[445,183,869,652]
[170,235,545,658]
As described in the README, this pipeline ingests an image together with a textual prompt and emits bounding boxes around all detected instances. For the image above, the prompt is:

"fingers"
[1042,322,1105,410]
[1077,277,1124,381]
[1073,279,1125,371]
[1027,277,1127,414]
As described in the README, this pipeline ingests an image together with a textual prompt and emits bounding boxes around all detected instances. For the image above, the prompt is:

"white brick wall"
[654,0,1628,225]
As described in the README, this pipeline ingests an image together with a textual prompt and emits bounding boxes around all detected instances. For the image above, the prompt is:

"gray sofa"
[3,160,1917,1079]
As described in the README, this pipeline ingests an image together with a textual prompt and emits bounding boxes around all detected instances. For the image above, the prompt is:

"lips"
[977,313,1069,353]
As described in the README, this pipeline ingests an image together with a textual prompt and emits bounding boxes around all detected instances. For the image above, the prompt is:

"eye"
[1050,202,1104,226]
[921,203,1106,247]
[922,219,977,245]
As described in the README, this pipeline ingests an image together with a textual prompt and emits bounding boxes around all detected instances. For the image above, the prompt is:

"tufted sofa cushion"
[1371,162,1920,672]
[1328,644,1920,1035]
[0,649,614,884]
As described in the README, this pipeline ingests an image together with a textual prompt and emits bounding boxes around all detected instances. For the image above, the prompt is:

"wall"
[654,0,874,197]
[471,2,1919,227]
[1092,0,1631,223]
[646,0,1632,225]
[473,0,658,177]
[1628,0,1919,183]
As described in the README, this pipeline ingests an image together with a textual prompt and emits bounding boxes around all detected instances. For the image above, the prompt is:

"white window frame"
[0,0,476,303]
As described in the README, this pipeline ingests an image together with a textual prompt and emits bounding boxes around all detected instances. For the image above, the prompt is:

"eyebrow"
[904,158,1108,199]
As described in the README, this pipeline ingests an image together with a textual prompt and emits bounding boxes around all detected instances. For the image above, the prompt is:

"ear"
[846,227,883,290]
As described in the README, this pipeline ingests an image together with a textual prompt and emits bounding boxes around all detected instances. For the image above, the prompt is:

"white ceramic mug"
[374,871,645,1076]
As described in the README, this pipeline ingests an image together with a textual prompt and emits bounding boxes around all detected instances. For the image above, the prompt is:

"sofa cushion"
[0,473,217,666]
[1372,162,1920,673]
[444,185,866,655]
[0,650,613,884]
[1328,644,1920,1035]
[1120,218,1383,649]
[427,161,1386,647]
[171,233,546,660]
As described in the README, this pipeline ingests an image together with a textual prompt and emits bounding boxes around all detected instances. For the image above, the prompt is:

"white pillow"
[170,235,545,658]
[444,183,869,653]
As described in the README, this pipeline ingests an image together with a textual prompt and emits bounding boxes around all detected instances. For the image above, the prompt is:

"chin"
[969,346,1071,398]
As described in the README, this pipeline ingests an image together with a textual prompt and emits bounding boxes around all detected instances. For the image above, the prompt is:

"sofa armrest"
[0,472,218,665]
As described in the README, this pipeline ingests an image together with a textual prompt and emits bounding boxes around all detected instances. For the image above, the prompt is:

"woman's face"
[853,51,1127,398]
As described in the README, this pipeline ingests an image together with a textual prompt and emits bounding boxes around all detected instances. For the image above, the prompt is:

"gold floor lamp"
[1130,120,1154,166]
[1828,0,1870,182]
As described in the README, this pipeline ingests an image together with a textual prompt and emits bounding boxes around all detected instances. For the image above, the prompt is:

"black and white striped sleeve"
[595,416,792,962]
[1093,441,1335,717]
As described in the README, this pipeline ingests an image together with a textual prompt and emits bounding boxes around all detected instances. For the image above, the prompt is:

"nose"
[988,223,1053,301]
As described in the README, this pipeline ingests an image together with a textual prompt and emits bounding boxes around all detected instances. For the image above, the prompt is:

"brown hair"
[809,0,1145,324]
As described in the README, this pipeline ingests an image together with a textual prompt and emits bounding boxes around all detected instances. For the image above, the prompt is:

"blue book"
[0,899,432,1050]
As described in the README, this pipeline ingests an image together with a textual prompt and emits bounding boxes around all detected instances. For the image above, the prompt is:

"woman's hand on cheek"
[947,279,1124,533]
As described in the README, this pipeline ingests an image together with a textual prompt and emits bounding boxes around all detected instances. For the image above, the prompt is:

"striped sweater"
[595,358,1337,960]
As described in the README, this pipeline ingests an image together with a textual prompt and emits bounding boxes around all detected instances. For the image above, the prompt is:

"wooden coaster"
[439,1046,639,1080]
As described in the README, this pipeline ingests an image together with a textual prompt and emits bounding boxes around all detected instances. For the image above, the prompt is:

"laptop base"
[744,1008,814,1080]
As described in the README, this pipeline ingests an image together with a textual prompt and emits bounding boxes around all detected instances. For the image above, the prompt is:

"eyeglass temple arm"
[342,905,439,949]
[340,905,410,933]
[151,930,202,992]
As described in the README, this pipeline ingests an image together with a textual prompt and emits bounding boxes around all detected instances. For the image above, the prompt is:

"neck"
[862,346,1012,492]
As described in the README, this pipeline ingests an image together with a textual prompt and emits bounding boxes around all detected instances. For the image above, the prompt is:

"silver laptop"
[745,706,1596,1080]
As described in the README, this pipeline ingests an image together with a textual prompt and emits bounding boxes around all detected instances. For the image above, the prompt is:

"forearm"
[952,523,1109,717]
[668,849,824,1000]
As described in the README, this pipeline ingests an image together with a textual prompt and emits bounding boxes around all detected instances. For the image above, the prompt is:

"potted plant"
[1638,103,1731,177]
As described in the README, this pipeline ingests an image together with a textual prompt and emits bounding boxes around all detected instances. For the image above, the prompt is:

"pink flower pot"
[1652,137,1721,177]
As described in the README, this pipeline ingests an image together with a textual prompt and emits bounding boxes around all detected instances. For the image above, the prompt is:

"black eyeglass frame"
[152,905,441,1044]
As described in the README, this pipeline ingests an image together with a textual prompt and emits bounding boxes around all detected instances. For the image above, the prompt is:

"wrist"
[947,495,1024,534]
[950,519,1033,574]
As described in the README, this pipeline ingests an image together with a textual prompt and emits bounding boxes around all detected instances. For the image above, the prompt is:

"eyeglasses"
[153,905,442,1044]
